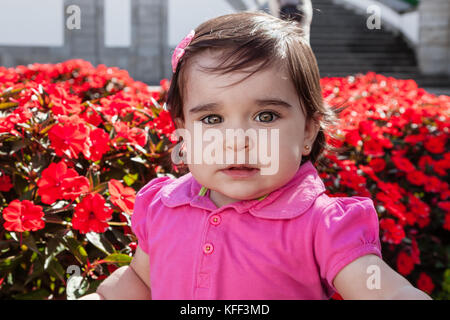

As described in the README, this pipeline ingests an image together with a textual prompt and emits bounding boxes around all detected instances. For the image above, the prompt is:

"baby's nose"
[223,129,258,153]
[226,134,249,151]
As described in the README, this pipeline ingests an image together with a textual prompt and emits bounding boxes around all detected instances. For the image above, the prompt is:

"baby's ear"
[304,118,320,145]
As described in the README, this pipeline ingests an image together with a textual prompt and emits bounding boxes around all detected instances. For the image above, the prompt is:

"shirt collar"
[160,160,326,220]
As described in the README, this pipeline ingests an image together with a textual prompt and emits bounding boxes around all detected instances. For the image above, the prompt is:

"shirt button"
[203,242,214,255]
[210,214,221,226]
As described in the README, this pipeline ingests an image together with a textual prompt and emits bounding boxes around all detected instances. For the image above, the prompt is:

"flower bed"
[0,61,448,299]
[0,59,176,299]
[319,73,449,299]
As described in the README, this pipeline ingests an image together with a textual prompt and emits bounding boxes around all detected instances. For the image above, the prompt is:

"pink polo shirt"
[131,160,382,300]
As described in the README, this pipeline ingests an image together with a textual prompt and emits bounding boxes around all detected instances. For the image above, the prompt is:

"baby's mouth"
[219,165,260,178]
[221,164,259,171]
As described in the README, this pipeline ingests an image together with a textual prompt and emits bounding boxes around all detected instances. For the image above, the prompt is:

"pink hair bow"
[171,29,195,73]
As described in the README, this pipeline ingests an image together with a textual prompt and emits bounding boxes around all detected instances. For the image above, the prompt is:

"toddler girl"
[80,11,431,300]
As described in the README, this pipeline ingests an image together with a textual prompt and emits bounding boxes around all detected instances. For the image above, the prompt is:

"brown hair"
[166,11,346,168]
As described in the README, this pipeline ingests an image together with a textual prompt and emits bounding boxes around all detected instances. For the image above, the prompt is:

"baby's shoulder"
[135,175,175,200]
[132,175,179,217]
[309,193,379,228]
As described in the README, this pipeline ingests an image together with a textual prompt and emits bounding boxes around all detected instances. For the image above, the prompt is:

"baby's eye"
[200,114,222,125]
[255,111,280,123]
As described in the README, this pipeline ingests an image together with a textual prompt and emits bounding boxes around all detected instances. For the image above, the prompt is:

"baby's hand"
[76,246,152,300]
[77,292,105,300]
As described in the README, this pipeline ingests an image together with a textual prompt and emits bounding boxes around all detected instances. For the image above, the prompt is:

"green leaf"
[123,173,138,186]
[0,87,24,99]
[110,228,131,247]
[22,234,41,256]
[11,139,30,154]
[0,254,23,272]
[62,237,87,265]
[130,156,146,164]
[13,288,51,300]
[155,140,164,152]
[87,169,100,189]
[0,102,18,110]
[85,232,115,255]
[46,258,67,283]
[103,253,132,265]
[133,144,149,156]
[44,238,66,270]
[24,258,45,286]
[92,182,108,194]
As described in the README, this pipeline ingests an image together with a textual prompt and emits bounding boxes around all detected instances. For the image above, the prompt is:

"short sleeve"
[130,176,172,254]
[313,196,382,294]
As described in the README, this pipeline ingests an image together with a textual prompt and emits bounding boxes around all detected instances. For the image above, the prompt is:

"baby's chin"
[215,188,269,202]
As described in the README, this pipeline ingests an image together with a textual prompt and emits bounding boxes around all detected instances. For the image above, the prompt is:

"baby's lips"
[221,165,260,170]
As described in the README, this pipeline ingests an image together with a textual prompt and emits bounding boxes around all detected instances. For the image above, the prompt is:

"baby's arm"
[77,246,151,300]
[333,254,432,300]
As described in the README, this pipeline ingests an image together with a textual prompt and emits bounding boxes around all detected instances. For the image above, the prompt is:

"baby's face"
[175,50,319,208]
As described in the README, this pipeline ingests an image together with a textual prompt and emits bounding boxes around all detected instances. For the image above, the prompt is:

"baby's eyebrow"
[188,98,292,115]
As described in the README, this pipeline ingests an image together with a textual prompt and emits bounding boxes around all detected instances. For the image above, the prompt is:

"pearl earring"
[303,145,310,155]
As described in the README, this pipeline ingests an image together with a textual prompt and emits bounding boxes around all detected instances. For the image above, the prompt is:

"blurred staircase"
[310,0,450,94]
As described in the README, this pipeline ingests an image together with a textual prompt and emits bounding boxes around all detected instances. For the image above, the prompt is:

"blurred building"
[0,0,449,92]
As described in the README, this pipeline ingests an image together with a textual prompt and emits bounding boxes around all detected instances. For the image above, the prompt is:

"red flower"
[359,164,380,183]
[2,200,45,232]
[108,179,136,215]
[80,106,103,127]
[363,138,385,157]
[443,212,450,231]
[406,170,427,186]
[344,129,362,147]
[416,272,434,294]
[438,201,450,213]
[424,134,446,154]
[423,176,445,193]
[48,115,90,159]
[418,155,434,171]
[377,181,405,202]
[72,193,113,234]
[160,78,170,92]
[380,218,405,244]
[417,215,431,228]
[47,84,83,116]
[396,251,415,276]
[331,292,343,300]
[0,174,13,192]
[404,134,425,144]
[411,237,421,265]
[107,264,119,274]
[37,161,88,204]
[128,242,137,252]
[384,201,407,224]
[409,194,430,223]
[368,157,386,173]
[60,175,90,200]
[37,161,72,204]
[112,122,147,148]
[391,155,416,173]
[88,128,110,162]
[149,109,176,140]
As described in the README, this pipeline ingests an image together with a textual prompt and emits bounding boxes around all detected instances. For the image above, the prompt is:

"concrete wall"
[0,0,168,85]
[417,0,450,76]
